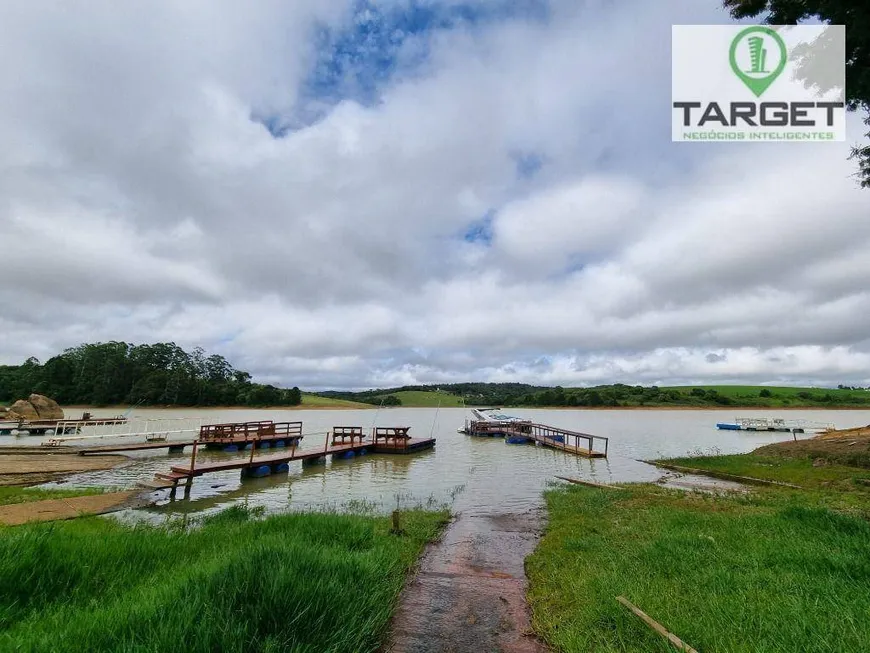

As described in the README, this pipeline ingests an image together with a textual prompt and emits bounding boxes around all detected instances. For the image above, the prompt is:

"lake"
[10,407,870,520]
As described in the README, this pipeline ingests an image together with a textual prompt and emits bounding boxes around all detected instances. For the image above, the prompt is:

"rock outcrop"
[5,395,64,421]
[28,394,64,420]
[7,400,39,421]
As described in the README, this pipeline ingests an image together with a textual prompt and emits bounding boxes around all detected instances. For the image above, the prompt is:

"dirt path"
[0,491,140,525]
[387,510,548,653]
[0,452,127,486]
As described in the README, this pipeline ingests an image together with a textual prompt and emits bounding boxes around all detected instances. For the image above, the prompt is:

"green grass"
[388,390,464,407]
[0,486,106,506]
[300,393,371,408]
[668,384,870,407]
[0,505,448,652]
[528,483,870,652]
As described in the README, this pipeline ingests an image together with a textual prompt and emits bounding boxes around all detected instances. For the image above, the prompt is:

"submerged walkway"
[387,510,548,653]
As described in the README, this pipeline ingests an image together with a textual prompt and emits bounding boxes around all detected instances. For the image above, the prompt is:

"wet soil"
[0,490,147,525]
[0,452,128,486]
[387,510,548,653]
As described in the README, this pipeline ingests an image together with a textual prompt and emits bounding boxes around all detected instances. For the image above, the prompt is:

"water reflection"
[22,407,870,519]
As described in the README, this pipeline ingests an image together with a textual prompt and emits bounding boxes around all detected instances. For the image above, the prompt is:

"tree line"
[319,382,870,408]
[0,342,301,408]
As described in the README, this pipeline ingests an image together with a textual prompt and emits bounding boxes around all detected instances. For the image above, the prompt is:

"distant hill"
[313,383,870,409]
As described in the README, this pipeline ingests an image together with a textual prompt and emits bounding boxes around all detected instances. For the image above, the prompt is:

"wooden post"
[249,432,257,464]
[616,597,698,653]
[324,430,330,454]
[189,441,199,473]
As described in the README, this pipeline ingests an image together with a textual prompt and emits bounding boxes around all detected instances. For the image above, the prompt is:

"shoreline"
[55,404,870,411]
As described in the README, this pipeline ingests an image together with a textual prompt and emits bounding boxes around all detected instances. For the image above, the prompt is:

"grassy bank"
[528,482,870,652]
[529,434,870,652]
[0,506,448,652]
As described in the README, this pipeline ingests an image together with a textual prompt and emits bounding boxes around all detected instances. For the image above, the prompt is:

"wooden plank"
[616,596,698,653]
[652,463,803,489]
[555,476,620,489]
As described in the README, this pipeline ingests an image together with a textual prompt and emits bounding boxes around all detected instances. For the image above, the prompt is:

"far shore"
[55,404,870,411]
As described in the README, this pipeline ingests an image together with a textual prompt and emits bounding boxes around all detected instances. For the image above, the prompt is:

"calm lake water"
[9,407,870,520]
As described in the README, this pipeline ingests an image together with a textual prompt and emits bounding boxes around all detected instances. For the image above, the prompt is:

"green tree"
[759,388,772,398]
[724,0,870,186]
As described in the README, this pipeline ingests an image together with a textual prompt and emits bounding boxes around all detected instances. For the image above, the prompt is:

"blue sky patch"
[463,209,495,245]
[255,0,550,136]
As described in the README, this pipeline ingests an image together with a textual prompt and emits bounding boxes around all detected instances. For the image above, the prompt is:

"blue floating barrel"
[272,462,290,473]
[224,444,239,453]
[505,436,530,445]
[302,456,325,467]
[242,442,253,450]
[357,448,368,456]
[274,440,285,448]
[250,465,271,478]
[332,450,356,460]
[259,441,271,449]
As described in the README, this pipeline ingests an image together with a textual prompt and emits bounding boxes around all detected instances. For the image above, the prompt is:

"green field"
[0,506,448,652]
[300,393,371,408]
[668,384,870,406]
[387,390,464,407]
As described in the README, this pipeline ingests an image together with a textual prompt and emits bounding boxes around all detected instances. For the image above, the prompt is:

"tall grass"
[527,485,870,652]
[0,505,448,652]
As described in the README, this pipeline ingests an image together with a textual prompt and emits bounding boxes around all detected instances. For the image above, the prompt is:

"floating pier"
[154,425,435,493]
[3,414,127,436]
[715,417,835,433]
[464,417,608,458]
[52,419,303,454]
[197,420,304,451]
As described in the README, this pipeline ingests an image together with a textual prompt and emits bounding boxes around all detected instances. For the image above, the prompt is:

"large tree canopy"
[0,342,302,408]
[724,0,870,186]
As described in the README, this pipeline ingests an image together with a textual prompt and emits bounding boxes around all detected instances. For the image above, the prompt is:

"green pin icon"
[729,26,787,97]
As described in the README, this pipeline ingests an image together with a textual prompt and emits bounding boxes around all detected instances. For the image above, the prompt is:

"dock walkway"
[468,420,608,458]
[155,427,436,490]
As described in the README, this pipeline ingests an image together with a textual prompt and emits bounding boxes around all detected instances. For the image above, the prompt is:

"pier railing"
[524,423,608,457]
[198,421,303,442]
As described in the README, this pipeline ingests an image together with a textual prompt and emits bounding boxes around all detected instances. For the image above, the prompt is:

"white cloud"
[0,0,868,390]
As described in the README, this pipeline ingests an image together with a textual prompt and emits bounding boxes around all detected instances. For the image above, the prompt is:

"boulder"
[7,399,38,421]
[0,406,7,416]
[28,394,64,420]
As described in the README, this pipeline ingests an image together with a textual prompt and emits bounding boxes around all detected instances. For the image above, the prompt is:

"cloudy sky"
[2,0,868,389]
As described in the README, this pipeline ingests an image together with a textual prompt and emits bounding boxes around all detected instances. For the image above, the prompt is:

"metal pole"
[189,441,198,473]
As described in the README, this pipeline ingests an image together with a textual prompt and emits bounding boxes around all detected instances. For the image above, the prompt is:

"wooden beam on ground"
[652,462,803,489]
[555,476,620,490]
[616,596,698,653]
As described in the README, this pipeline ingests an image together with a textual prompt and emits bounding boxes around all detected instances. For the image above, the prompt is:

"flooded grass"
[0,505,449,652]
[527,483,870,652]
[0,486,106,506]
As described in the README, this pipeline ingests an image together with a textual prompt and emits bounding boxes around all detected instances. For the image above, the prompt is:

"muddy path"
[387,509,548,653]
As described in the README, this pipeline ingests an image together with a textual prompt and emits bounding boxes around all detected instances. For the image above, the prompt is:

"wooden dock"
[74,420,304,455]
[155,426,436,491]
[493,422,608,458]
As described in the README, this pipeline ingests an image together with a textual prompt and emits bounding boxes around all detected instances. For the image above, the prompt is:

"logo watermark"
[672,25,846,142]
